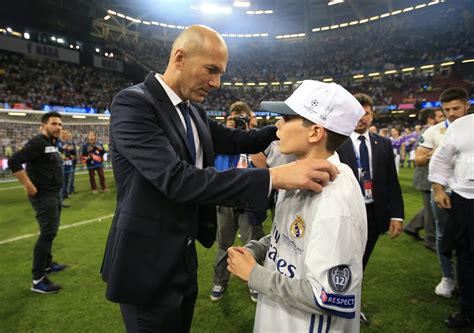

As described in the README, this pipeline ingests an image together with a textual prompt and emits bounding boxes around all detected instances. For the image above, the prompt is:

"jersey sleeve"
[418,125,435,149]
[304,215,366,319]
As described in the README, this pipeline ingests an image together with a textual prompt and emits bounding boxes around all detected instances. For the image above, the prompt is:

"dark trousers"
[450,192,474,314]
[61,168,73,198]
[363,203,379,270]
[404,190,436,247]
[68,164,76,193]
[29,192,61,280]
[88,166,106,191]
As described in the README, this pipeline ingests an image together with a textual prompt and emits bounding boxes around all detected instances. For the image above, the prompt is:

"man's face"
[355,105,373,134]
[391,128,399,137]
[434,110,446,124]
[88,132,96,143]
[43,117,62,139]
[276,116,311,156]
[178,42,228,103]
[441,99,468,123]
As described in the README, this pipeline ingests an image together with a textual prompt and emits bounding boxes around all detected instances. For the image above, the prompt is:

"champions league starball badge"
[328,265,352,294]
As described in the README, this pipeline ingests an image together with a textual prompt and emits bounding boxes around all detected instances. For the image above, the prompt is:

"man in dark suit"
[337,93,404,269]
[101,25,338,333]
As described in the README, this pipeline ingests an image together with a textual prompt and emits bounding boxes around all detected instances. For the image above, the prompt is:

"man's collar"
[350,130,369,144]
[155,74,183,107]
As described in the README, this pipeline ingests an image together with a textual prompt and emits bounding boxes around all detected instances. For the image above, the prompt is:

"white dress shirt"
[155,74,203,169]
[429,114,474,199]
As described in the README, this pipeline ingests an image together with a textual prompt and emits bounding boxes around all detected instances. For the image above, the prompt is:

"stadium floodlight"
[8,112,27,116]
[368,72,380,77]
[245,34,252,37]
[75,45,80,50]
[107,10,117,15]
[353,74,364,79]
[328,0,344,6]
[246,10,255,14]
[247,82,256,86]
[402,67,415,72]
[462,59,474,63]
[104,15,111,20]
[380,12,390,18]
[105,52,109,56]
[370,16,379,21]
[109,53,114,58]
[321,26,330,31]
[6,27,12,33]
[168,24,176,28]
[200,4,232,15]
[403,7,414,12]
[95,48,100,53]
[98,116,110,120]
[51,36,56,41]
[264,10,273,14]
[349,21,358,25]
[420,64,434,69]
[297,33,305,37]
[359,19,368,24]
[57,38,64,44]
[215,116,225,120]
[151,21,160,25]
[255,10,264,14]
[72,115,86,119]
[190,5,199,10]
[69,44,74,49]
[259,82,268,86]
[271,82,280,85]
[143,21,151,25]
[117,13,125,18]
[284,81,293,85]
[160,23,168,27]
[312,28,321,32]
[408,114,417,118]
[23,32,30,40]
[252,34,259,37]
[323,78,333,82]
[177,25,185,29]
[233,1,250,8]
[415,4,427,9]
[384,70,397,74]
[223,82,232,86]
[391,10,402,15]
[330,25,339,29]
[260,33,268,37]
[339,23,348,27]
[440,61,454,66]
[428,1,439,6]
[235,82,244,86]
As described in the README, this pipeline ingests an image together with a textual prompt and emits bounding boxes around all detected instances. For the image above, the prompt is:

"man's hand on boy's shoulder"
[227,247,257,282]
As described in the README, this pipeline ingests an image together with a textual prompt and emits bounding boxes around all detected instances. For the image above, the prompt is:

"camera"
[234,116,250,129]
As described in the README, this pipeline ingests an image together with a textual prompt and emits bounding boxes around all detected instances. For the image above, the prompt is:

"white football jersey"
[254,153,367,333]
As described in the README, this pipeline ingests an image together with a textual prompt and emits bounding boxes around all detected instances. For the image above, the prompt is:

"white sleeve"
[304,215,365,319]
[419,126,435,149]
[428,129,455,186]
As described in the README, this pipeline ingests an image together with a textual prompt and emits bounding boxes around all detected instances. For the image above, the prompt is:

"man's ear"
[308,125,325,144]
[173,48,185,70]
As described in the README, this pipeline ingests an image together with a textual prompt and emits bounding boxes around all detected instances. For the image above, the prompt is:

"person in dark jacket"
[8,111,68,294]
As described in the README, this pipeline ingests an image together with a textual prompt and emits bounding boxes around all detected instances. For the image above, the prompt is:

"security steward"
[8,111,68,294]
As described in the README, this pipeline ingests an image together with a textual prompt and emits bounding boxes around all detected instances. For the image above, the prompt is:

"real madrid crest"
[290,215,305,239]
[439,127,446,135]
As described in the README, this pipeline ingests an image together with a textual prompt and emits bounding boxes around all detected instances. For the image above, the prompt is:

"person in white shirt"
[429,113,474,328]
[227,80,367,333]
[416,87,470,299]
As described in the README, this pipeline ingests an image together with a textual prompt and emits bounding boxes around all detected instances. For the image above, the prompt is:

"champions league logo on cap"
[289,215,305,239]
[328,265,352,294]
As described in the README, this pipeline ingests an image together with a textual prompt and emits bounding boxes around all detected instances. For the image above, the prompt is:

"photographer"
[210,101,265,303]
[82,131,108,194]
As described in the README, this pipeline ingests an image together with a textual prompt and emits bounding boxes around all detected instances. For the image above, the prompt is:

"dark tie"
[178,102,196,164]
[358,135,370,179]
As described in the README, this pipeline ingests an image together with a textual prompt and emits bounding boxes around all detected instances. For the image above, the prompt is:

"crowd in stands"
[0,51,130,112]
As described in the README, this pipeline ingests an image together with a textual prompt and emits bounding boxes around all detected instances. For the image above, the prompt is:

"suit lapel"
[341,140,358,177]
[189,105,213,166]
[369,133,379,178]
[143,72,194,161]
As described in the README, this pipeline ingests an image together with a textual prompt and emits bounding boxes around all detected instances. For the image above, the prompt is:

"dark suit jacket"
[337,132,404,233]
[101,72,277,304]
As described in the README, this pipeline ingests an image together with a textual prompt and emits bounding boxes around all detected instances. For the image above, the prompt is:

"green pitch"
[0,169,470,332]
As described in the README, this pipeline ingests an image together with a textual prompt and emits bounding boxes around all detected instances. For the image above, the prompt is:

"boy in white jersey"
[227,80,367,333]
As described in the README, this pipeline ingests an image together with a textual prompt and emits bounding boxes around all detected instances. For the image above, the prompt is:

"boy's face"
[276,115,312,156]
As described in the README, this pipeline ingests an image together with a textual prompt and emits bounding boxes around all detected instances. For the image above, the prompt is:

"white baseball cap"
[261,80,365,136]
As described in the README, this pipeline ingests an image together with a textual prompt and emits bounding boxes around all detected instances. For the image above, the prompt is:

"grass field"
[0,168,471,332]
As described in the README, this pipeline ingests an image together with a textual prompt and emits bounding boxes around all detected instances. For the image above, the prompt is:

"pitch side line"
[0,214,114,245]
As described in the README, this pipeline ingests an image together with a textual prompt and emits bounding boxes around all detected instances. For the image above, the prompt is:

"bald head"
[170,25,227,62]
[162,25,228,103]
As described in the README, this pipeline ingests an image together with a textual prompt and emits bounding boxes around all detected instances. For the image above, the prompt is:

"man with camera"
[210,101,265,302]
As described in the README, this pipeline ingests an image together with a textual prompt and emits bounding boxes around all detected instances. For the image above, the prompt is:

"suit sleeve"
[385,138,405,219]
[110,90,269,209]
[208,118,277,155]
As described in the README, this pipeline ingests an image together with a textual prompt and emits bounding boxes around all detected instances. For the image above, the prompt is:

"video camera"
[234,115,250,129]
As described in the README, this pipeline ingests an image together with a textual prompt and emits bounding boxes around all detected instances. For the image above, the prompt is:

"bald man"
[101,25,338,332]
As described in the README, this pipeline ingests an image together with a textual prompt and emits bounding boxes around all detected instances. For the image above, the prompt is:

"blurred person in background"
[429,113,474,328]
[210,101,265,303]
[417,87,470,299]
[404,108,445,251]
[390,127,404,174]
[82,131,107,194]
[7,112,68,294]
[60,130,76,203]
